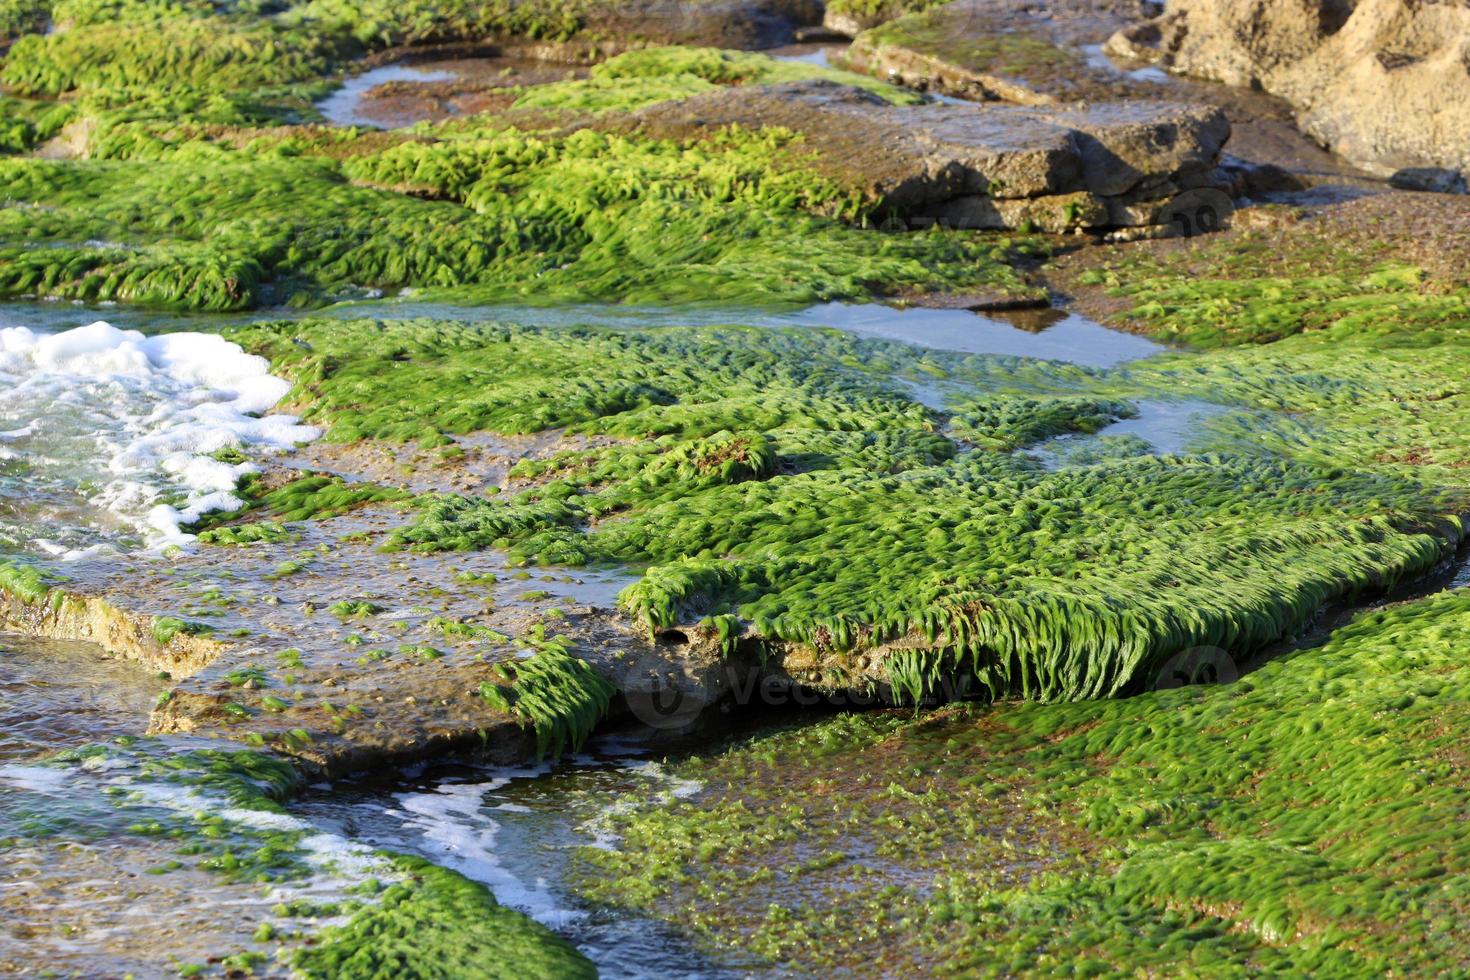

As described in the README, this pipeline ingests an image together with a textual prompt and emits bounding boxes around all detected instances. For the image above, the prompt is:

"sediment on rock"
[0,574,225,678]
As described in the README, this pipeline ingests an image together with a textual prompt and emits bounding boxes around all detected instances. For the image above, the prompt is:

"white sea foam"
[0,763,72,793]
[0,320,319,554]
[389,769,590,927]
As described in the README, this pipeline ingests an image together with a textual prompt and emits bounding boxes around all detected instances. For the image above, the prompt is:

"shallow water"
[768,44,838,68]
[1079,43,1172,84]
[316,65,458,128]
[0,634,163,762]
[1030,397,1234,468]
[295,743,758,978]
[788,302,1165,366]
[0,298,1174,556]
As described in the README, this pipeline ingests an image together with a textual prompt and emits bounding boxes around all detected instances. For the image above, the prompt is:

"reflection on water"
[0,634,162,762]
[1031,397,1233,468]
[1080,43,1173,84]
[768,44,838,68]
[316,64,458,128]
[788,302,1165,366]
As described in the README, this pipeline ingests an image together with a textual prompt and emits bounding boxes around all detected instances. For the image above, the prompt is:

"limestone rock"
[635,79,1230,229]
[1109,0,1470,182]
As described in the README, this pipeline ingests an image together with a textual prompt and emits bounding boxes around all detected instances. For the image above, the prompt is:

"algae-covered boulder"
[840,0,1162,104]
[636,79,1230,230]
[820,0,951,36]
[1109,0,1470,181]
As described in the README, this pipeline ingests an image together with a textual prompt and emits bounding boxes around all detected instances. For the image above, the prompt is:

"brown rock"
[1110,0,1470,181]
[635,79,1230,227]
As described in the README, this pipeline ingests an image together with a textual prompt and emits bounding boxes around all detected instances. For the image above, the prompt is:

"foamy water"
[0,320,319,556]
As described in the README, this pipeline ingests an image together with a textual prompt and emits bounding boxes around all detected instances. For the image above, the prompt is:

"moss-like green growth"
[296,854,594,978]
[196,521,299,546]
[1072,212,1470,350]
[0,0,48,40]
[855,3,1079,84]
[580,590,1470,971]
[328,599,384,618]
[825,0,949,28]
[135,747,303,811]
[228,318,940,444]
[948,395,1132,451]
[2,16,330,95]
[151,616,211,646]
[0,559,56,605]
[229,316,1463,703]
[0,93,75,154]
[511,45,924,113]
[0,116,1036,309]
[482,640,615,758]
[1083,257,1470,349]
[190,474,408,536]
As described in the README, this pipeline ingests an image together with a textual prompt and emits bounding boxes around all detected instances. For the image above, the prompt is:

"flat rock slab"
[636,80,1229,228]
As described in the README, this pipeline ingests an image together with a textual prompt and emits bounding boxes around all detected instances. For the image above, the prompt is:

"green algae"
[294,854,594,979]
[481,639,616,759]
[190,475,408,538]
[1075,222,1470,350]
[223,316,1464,703]
[2,15,331,95]
[0,0,48,40]
[0,559,57,605]
[151,616,211,646]
[0,0,575,97]
[824,0,949,27]
[855,4,1079,83]
[510,45,923,113]
[0,93,73,153]
[0,116,1035,309]
[579,583,1470,974]
[0,27,1046,312]
[228,318,941,444]
[948,395,1133,451]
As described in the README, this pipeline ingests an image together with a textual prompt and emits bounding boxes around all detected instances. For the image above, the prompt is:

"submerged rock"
[1109,0,1470,182]
[636,79,1230,230]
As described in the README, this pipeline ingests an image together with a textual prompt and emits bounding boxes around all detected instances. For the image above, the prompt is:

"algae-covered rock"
[840,0,1162,104]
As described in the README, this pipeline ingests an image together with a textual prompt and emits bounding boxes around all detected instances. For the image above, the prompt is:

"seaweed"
[295,854,594,979]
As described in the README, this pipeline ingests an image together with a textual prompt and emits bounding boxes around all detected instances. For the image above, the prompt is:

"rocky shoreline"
[4,0,1470,975]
